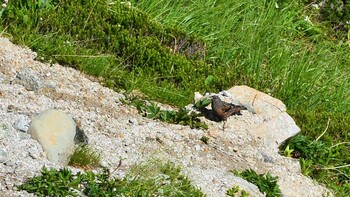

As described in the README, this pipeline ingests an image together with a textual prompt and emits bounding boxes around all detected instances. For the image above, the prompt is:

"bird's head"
[211,95,221,101]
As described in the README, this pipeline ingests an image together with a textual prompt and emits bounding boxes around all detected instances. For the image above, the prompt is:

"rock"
[208,129,219,138]
[227,85,285,116]
[12,115,30,132]
[0,122,15,139]
[28,109,76,164]
[14,68,43,92]
[188,167,264,197]
[226,85,300,153]
[128,118,138,126]
[219,90,242,106]
[259,150,275,163]
[74,126,89,145]
[194,92,204,103]
[0,148,7,163]
[0,72,4,83]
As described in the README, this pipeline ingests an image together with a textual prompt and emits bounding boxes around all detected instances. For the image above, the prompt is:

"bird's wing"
[221,102,234,112]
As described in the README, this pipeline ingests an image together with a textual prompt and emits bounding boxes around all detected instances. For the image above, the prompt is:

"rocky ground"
[0,37,332,196]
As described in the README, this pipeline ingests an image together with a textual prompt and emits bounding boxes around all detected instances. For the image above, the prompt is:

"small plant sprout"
[226,185,239,196]
[194,97,211,109]
[200,136,209,144]
[284,145,294,157]
[226,185,249,197]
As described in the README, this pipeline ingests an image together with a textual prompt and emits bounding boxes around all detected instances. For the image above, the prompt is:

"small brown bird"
[211,95,247,129]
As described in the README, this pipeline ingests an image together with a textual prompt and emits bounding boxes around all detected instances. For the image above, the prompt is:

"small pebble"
[13,116,30,132]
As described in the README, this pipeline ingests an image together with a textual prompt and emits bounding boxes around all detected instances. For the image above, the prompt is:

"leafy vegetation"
[129,98,208,129]
[281,110,350,195]
[194,97,211,109]
[200,136,210,145]
[18,162,205,197]
[231,169,282,197]
[130,0,349,111]
[226,185,249,197]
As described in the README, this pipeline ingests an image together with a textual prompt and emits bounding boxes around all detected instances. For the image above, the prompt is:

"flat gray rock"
[14,68,43,92]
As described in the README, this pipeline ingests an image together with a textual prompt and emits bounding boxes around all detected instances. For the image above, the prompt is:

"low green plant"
[204,75,216,92]
[318,0,350,33]
[194,97,211,109]
[17,167,81,197]
[299,158,314,176]
[278,110,350,196]
[226,185,239,196]
[68,145,101,169]
[241,190,248,197]
[283,145,294,158]
[146,102,161,119]
[18,162,205,197]
[231,169,282,197]
[282,133,350,195]
[200,136,209,144]
[226,185,249,197]
[131,98,208,129]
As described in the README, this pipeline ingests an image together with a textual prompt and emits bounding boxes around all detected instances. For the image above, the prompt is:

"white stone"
[226,85,300,153]
[28,109,76,164]
[12,116,30,132]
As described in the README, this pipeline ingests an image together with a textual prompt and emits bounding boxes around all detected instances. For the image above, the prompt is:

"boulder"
[28,109,76,164]
[225,85,300,153]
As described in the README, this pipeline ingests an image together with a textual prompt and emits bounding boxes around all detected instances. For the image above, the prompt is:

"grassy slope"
[131,0,350,195]
[131,0,349,112]
[1,0,350,195]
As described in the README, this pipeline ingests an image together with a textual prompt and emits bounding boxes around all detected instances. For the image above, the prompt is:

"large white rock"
[226,85,300,153]
[28,109,76,164]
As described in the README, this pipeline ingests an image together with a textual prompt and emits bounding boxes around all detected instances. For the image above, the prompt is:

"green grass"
[18,161,205,197]
[1,0,350,195]
[68,145,102,170]
[130,0,349,112]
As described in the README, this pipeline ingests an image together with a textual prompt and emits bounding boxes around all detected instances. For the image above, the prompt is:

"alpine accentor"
[211,95,247,126]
